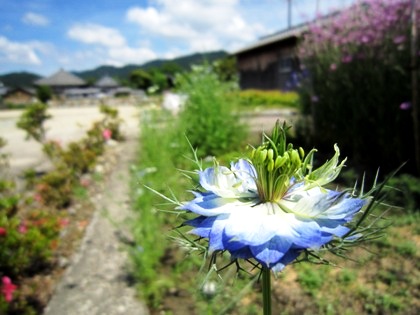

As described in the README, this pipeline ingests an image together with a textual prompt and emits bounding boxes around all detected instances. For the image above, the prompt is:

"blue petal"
[199,166,231,193]
[180,192,237,216]
[208,214,229,251]
[230,246,253,260]
[186,216,214,238]
[250,236,292,267]
[271,250,301,272]
[287,189,367,221]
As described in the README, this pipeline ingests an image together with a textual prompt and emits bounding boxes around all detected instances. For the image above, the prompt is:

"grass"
[130,107,420,315]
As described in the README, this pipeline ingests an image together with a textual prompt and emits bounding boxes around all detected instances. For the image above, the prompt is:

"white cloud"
[126,0,267,52]
[108,46,157,66]
[67,23,157,67]
[68,23,126,48]
[22,12,49,26]
[0,36,41,65]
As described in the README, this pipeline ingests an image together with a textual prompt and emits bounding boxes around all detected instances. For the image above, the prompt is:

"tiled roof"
[95,75,119,88]
[35,69,86,86]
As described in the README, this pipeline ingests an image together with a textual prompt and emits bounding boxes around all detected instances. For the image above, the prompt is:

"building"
[34,69,87,97]
[232,7,344,91]
[232,24,307,91]
[95,75,119,91]
[1,87,37,105]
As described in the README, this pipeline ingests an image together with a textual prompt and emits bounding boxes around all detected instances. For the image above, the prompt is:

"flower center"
[250,122,310,203]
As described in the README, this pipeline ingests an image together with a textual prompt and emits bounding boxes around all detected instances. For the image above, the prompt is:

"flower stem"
[262,267,272,315]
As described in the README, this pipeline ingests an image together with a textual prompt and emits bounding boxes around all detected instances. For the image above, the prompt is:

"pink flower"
[102,129,112,141]
[59,218,70,228]
[34,193,43,203]
[341,55,353,63]
[2,276,17,303]
[80,178,90,187]
[311,95,319,103]
[18,223,27,234]
[329,63,337,71]
[393,35,406,45]
[400,102,411,110]
[0,227,6,236]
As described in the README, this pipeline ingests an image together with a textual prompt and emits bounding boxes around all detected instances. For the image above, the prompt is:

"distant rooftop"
[233,8,342,55]
[95,75,119,88]
[35,69,86,86]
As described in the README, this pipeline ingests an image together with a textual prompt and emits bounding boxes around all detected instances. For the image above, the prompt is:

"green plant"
[16,103,51,143]
[0,178,19,219]
[176,64,247,157]
[36,85,52,103]
[236,89,300,108]
[0,210,60,277]
[298,0,418,174]
[99,104,125,141]
[387,173,420,212]
[296,264,329,296]
[130,113,191,306]
[35,168,74,208]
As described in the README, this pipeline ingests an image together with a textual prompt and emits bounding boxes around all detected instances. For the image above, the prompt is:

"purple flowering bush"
[298,0,419,173]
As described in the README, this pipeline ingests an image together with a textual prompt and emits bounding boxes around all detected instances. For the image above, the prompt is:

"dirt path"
[43,134,149,315]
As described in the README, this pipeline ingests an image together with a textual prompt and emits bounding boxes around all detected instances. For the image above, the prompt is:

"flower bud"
[299,147,305,159]
[291,150,301,168]
[274,156,283,168]
[259,149,268,163]
[267,149,274,161]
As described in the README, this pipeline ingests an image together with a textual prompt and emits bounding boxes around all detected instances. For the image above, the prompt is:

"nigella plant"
[165,122,390,314]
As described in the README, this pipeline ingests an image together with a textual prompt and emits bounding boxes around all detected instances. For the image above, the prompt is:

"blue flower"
[180,123,369,272]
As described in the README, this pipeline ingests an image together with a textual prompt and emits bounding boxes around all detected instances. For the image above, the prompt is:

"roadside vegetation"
[0,103,125,314]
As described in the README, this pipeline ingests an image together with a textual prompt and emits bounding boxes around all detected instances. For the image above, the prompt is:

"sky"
[0,0,356,76]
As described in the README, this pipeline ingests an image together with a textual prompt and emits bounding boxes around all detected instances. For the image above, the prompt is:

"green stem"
[262,267,272,315]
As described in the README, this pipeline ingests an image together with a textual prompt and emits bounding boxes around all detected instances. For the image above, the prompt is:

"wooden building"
[1,87,37,105]
[233,24,307,91]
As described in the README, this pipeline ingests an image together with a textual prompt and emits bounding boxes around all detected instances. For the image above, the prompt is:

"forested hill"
[0,50,228,87]
[75,50,228,80]
[0,72,41,88]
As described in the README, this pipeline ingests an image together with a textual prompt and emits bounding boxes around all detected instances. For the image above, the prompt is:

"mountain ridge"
[0,50,228,87]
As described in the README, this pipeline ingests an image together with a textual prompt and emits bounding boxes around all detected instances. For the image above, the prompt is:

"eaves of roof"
[232,23,308,55]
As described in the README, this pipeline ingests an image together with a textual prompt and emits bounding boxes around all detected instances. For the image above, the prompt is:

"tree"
[129,69,152,89]
[36,85,53,103]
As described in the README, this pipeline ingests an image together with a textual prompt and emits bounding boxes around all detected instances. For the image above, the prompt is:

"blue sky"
[0,0,355,76]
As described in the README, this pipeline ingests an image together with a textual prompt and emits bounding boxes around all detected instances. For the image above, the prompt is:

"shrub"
[0,180,19,218]
[0,210,60,277]
[99,104,125,141]
[35,168,74,208]
[387,173,420,212]
[16,103,51,143]
[176,65,247,157]
[237,89,300,108]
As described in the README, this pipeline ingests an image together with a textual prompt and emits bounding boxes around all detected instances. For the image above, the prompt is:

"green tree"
[16,103,51,143]
[213,56,237,82]
[36,85,53,103]
[129,69,152,89]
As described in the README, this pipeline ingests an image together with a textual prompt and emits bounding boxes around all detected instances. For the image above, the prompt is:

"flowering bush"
[15,103,51,143]
[297,0,419,173]
[35,168,75,208]
[0,210,61,277]
[99,104,125,141]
